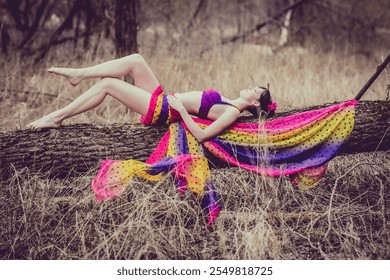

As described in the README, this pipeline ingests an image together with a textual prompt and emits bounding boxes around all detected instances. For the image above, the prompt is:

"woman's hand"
[168,94,239,142]
[167,95,186,113]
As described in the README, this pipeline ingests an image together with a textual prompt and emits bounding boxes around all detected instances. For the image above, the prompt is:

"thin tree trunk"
[279,1,293,47]
[115,0,138,57]
[0,101,389,179]
[114,0,138,84]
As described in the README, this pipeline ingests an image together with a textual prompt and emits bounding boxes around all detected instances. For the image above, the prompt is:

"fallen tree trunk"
[1,101,389,179]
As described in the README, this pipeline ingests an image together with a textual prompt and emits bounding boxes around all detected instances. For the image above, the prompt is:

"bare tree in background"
[0,0,105,61]
[1,0,139,63]
[114,0,138,57]
[289,0,390,51]
[1,0,388,63]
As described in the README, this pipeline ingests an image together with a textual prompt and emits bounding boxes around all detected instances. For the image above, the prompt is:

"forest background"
[0,0,389,260]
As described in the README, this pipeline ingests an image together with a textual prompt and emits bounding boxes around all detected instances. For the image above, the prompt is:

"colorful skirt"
[140,85,182,126]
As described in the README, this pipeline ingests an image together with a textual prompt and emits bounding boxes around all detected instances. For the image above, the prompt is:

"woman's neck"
[230,97,252,112]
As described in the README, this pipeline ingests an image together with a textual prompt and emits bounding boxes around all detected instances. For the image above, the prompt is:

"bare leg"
[27,78,152,129]
[48,54,160,93]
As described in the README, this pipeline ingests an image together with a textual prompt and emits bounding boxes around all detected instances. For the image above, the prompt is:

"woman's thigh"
[130,54,160,93]
[101,77,152,116]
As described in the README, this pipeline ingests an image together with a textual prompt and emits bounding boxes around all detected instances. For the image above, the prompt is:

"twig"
[185,0,206,31]
[375,125,390,152]
[22,31,96,57]
[324,162,380,239]
[376,177,386,231]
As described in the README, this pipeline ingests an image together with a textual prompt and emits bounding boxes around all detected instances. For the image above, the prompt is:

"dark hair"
[246,87,275,118]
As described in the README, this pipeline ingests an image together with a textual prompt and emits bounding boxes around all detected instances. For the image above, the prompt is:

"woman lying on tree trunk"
[26,53,360,225]
[27,54,276,141]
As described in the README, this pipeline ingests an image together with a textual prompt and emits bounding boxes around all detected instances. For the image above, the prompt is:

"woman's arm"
[167,96,239,142]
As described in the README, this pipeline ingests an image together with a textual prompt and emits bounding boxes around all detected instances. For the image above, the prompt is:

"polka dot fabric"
[200,99,358,189]
[92,99,358,225]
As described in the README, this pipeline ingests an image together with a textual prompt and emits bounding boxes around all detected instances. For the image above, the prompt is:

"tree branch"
[185,0,206,30]
[34,0,83,61]
[354,54,390,100]
[5,0,28,31]
[18,0,48,48]
[221,0,312,45]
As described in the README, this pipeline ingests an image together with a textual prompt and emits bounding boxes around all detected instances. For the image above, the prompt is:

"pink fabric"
[140,85,162,125]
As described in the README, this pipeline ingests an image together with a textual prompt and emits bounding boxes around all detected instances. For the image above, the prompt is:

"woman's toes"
[48,67,56,73]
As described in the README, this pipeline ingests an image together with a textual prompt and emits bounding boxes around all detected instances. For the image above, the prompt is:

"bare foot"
[27,114,63,130]
[48,67,82,86]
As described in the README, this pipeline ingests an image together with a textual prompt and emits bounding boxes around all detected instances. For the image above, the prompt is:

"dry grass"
[1,152,388,259]
[0,41,389,259]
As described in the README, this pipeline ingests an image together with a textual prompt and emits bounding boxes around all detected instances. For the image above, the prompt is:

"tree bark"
[0,101,389,179]
[115,0,138,57]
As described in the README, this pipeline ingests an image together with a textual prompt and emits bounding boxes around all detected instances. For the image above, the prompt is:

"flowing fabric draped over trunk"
[92,100,358,225]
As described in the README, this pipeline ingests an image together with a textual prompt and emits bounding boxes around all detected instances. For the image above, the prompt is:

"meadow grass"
[0,43,389,259]
[1,152,388,259]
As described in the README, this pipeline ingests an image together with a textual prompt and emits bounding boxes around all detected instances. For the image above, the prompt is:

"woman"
[27,54,276,141]
[26,54,358,226]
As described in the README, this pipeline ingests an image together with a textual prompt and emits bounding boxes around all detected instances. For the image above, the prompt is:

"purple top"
[198,89,238,119]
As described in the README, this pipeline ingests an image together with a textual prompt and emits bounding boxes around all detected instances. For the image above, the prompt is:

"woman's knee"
[128,53,144,61]
[126,53,146,69]
[97,77,118,90]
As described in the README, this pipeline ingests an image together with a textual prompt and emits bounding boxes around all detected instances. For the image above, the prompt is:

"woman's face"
[240,87,263,104]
